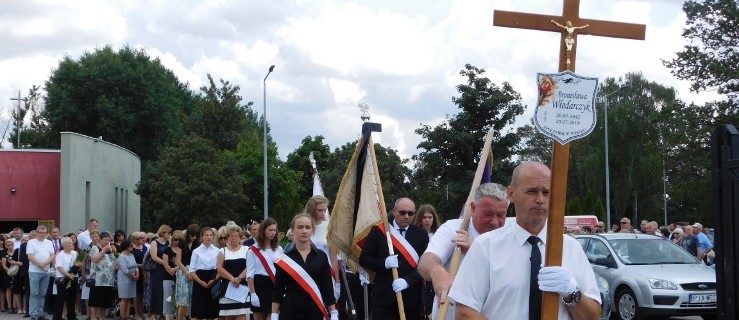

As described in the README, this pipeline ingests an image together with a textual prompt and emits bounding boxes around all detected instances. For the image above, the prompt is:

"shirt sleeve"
[26,242,36,256]
[190,249,200,273]
[565,237,602,305]
[447,236,490,312]
[246,248,258,279]
[424,220,456,264]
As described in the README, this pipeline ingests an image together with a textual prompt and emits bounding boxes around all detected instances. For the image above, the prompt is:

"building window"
[85,182,91,222]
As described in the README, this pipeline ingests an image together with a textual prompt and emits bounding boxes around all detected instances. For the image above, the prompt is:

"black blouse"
[272,245,335,314]
[178,240,200,266]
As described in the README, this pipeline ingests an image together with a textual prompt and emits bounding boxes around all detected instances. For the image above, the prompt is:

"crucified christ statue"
[551,20,589,69]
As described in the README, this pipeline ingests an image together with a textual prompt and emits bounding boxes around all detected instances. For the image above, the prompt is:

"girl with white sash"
[271,213,338,320]
[247,218,283,320]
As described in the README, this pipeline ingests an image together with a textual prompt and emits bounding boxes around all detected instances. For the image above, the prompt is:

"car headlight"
[648,278,678,290]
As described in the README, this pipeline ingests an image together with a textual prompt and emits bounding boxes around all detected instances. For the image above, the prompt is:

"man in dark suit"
[45,227,62,313]
[19,231,34,318]
[359,197,429,320]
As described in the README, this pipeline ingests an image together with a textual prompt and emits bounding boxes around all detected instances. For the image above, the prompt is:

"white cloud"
[0,0,723,156]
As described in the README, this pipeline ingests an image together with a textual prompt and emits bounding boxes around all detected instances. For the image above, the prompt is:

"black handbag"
[142,251,156,272]
[210,279,227,300]
[85,278,96,287]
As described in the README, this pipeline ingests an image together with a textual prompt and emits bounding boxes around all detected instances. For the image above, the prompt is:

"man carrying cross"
[447,162,601,320]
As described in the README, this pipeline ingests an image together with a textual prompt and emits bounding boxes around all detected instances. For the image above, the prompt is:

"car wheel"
[615,288,642,320]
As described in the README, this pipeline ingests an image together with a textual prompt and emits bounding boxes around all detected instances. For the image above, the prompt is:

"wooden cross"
[493,1,645,319]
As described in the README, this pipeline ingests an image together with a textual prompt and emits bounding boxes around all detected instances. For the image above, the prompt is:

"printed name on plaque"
[534,71,599,145]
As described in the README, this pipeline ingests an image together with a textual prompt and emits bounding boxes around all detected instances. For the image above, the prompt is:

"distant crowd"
[565,217,715,264]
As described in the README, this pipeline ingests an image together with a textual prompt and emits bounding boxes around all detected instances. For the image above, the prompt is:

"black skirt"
[191,269,219,319]
[88,286,113,308]
[250,275,274,314]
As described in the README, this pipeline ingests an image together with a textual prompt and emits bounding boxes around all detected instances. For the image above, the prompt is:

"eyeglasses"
[595,225,605,228]
[620,222,628,224]
[397,210,415,216]
[173,238,183,242]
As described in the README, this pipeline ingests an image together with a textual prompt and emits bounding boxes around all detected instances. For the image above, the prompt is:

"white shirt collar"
[392,220,407,231]
[510,220,548,247]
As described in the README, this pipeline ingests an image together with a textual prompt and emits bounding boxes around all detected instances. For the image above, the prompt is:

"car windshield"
[607,238,700,265]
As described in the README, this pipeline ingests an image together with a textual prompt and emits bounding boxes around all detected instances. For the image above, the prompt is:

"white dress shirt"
[246,244,283,278]
[423,218,482,320]
[448,222,601,320]
[77,230,92,251]
[189,243,220,273]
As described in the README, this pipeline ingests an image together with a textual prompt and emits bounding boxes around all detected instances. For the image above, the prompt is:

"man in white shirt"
[12,227,24,248]
[448,162,601,320]
[76,219,98,251]
[417,182,509,320]
[27,225,55,320]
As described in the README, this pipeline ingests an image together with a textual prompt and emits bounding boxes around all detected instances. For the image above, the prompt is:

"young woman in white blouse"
[189,228,220,320]
[246,218,283,320]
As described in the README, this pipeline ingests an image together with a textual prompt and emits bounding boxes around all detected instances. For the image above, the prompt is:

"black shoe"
[9,309,18,314]
[24,314,32,318]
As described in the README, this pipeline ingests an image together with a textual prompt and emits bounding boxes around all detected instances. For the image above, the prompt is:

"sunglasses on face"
[397,210,415,216]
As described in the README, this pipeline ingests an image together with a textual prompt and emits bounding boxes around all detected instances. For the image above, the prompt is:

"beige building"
[60,132,141,233]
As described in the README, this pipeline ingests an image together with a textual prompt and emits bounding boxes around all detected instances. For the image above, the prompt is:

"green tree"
[568,73,685,226]
[663,0,739,104]
[43,45,194,161]
[233,126,303,226]
[189,74,255,150]
[318,140,412,213]
[136,134,248,230]
[411,64,524,220]
[514,119,552,164]
[284,135,332,202]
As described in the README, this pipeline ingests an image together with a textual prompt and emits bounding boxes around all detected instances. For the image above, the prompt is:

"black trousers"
[53,280,78,320]
[372,304,423,320]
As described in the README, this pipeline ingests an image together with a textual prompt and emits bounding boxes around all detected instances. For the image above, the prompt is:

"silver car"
[575,233,716,320]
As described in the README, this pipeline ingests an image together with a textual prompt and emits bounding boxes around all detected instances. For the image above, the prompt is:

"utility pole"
[9,90,26,148]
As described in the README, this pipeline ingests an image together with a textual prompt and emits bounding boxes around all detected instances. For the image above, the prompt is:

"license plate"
[689,293,717,303]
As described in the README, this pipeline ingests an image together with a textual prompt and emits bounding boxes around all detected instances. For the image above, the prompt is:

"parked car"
[575,233,716,320]
[595,273,612,320]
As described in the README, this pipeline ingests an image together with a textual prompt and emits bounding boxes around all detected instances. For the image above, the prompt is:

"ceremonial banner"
[311,151,330,222]
[534,71,598,144]
[328,125,383,273]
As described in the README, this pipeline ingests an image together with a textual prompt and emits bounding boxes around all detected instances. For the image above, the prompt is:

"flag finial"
[358,102,370,122]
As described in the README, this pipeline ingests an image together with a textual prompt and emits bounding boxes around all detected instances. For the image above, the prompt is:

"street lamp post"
[663,161,668,226]
[263,65,275,220]
[604,84,628,227]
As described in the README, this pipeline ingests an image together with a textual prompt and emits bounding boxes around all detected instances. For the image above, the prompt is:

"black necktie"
[527,236,542,320]
[399,228,406,236]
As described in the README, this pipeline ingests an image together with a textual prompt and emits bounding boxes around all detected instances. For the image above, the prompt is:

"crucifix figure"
[551,20,589,69]
[492,0,646,319]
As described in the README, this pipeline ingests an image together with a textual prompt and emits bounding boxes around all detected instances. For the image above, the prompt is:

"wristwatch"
[562,289,582,307]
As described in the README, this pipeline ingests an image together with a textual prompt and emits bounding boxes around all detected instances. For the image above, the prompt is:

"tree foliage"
[137,134,248,230]
[284,135,332,202]
[411,64,524,220]
[43,45,194,161]
[189,74,256,151]
[663,0,739,104]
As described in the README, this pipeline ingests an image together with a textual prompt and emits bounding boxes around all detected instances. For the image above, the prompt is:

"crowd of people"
[1,161,712,320]
[564,217,715,264]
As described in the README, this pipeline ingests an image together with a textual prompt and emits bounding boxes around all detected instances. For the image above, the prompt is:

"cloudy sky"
[0,0,719,160]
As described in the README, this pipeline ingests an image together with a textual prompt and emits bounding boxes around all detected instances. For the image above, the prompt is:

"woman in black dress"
[217,225,249,320]
[190,228,220,320]
[149,225,172,320]
[131,231,148,320]
[271,213,338,320]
